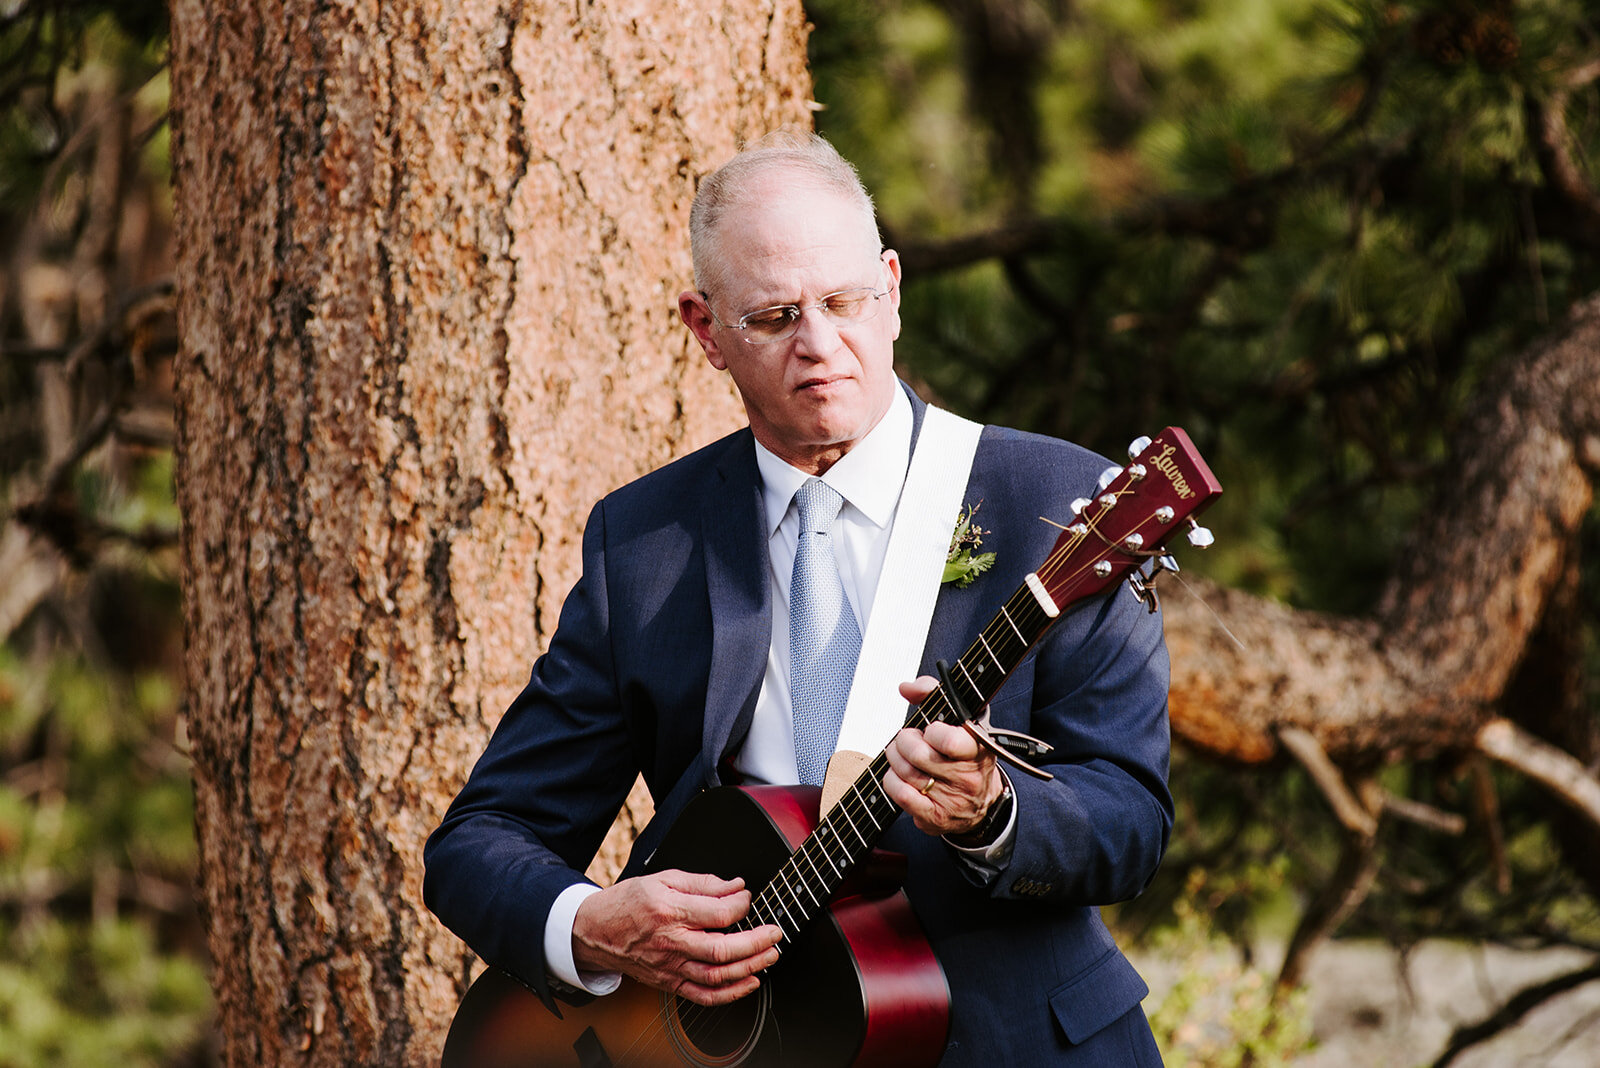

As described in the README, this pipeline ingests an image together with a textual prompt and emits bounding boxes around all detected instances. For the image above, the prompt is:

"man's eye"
[822,293,870,317]
[742,307,797,333]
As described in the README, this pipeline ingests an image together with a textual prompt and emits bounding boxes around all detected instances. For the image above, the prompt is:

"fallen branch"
[1278,725,1377,836]
[1476,718,1600,831]
[1376,789,1466,836]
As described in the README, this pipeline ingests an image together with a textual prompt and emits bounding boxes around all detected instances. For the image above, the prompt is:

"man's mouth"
[796,374,848,391]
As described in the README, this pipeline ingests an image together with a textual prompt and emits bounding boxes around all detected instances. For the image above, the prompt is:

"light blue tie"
[790,478,862,786]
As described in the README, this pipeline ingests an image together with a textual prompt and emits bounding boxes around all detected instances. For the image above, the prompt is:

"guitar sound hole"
[662,985,769,1067]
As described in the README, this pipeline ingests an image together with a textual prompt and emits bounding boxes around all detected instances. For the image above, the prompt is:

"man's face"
[679,178,902,474]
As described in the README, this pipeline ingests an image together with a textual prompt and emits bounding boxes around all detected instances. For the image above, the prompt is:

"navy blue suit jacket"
[425,389,1173,1064]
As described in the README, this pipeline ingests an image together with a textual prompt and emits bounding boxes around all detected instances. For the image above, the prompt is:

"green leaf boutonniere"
[943,502,997,588]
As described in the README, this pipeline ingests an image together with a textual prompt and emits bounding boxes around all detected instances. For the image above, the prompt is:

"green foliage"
[0,611,203,1068]
[1,4,198,1066]
[1140,865,1315,1067]
[0,4,168,211]
[0,917,209,1068]
[813,0,1600,614]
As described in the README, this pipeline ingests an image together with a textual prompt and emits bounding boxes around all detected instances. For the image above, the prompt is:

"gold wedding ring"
[919,776,936,795]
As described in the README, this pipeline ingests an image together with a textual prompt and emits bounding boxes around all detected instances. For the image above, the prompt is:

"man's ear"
[678,291,727,370]
[882,249,904,342]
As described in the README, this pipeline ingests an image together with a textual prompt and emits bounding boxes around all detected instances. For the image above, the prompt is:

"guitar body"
[440,785,950,1068]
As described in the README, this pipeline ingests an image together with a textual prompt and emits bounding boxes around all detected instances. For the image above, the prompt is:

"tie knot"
[794,478,845,531]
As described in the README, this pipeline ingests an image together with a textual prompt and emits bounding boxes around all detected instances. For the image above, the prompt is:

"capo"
[1127,554,1182,614]
[934,659,1055,781]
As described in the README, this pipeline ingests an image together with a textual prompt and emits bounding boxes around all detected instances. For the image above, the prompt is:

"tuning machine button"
[1127,435,1152,459]
[1187,520,1214,548]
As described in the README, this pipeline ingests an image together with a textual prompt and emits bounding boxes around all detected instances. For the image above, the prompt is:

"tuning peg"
[1070,497,1092,516]
[1187,520,1214,548]
[1127,435,1152,460]
[1097,465,1123,492]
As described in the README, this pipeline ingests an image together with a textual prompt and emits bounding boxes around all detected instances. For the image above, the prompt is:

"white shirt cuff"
[544,883,622,995]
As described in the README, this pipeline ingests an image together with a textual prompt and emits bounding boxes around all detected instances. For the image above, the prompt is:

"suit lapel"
[700,434,771,781]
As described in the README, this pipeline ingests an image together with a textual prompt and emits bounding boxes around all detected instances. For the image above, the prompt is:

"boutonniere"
[943,502,996,588]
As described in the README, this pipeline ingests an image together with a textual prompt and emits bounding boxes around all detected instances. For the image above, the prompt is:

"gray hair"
[689,131,881,298]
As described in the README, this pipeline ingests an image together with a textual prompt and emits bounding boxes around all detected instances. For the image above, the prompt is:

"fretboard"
[739,578,1060,947]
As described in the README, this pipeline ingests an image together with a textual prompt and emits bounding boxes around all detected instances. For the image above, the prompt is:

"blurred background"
[2,0,1597,1064]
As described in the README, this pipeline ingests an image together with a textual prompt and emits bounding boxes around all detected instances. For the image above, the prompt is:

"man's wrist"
[946,777,1014,848]
[546,883,621,996]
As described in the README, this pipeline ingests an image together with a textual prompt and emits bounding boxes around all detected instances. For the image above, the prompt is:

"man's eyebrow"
[745,282,876,308]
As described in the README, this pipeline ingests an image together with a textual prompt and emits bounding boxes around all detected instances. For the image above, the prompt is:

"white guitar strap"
[832,405,983,760]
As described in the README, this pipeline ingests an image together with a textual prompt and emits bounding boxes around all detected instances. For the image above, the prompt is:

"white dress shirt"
[732,387,914,785]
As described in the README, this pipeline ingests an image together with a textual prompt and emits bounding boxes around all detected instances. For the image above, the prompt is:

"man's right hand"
[571,870,785,1006]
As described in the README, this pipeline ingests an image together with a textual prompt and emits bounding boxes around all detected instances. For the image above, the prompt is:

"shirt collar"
[754,386,913,537]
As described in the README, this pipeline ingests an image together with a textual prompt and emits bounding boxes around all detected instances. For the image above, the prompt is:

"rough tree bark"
[168,2,812,1064]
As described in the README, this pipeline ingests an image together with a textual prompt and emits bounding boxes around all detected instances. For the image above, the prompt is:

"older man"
[425,133,1171,1065]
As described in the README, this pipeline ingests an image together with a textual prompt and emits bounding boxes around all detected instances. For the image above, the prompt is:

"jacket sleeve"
[932,429,1175,908]
[422,500,639,999]
[992,579,1173,906]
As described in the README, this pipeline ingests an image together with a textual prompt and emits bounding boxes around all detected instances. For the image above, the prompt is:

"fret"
[817,823,848,870]
[770,886,801,933]
[797,842,830,886]
[750,899,780,936]
[977,631,1002,673]
[778,866,816,912]
[999,603,1026,644]
[956,658,981,699]
[837,804,869,848]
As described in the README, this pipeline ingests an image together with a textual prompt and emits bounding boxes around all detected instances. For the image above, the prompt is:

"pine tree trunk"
[168,2,812,1064]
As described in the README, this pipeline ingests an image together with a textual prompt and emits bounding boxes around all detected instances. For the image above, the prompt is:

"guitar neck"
[741,579,1059,947]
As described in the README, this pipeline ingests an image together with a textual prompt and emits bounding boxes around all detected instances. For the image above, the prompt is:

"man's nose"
[789,305,842,355]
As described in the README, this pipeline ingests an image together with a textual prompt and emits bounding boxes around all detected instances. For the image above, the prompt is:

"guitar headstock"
[1034,427,1221,612]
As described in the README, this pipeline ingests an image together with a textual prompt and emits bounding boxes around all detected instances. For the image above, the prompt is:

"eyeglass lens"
[737,288,883,343]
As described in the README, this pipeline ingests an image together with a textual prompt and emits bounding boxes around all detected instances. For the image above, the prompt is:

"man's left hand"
[882,676,1005,838]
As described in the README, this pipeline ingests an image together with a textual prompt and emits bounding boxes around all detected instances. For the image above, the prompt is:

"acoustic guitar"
[441,427,1221,1068]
